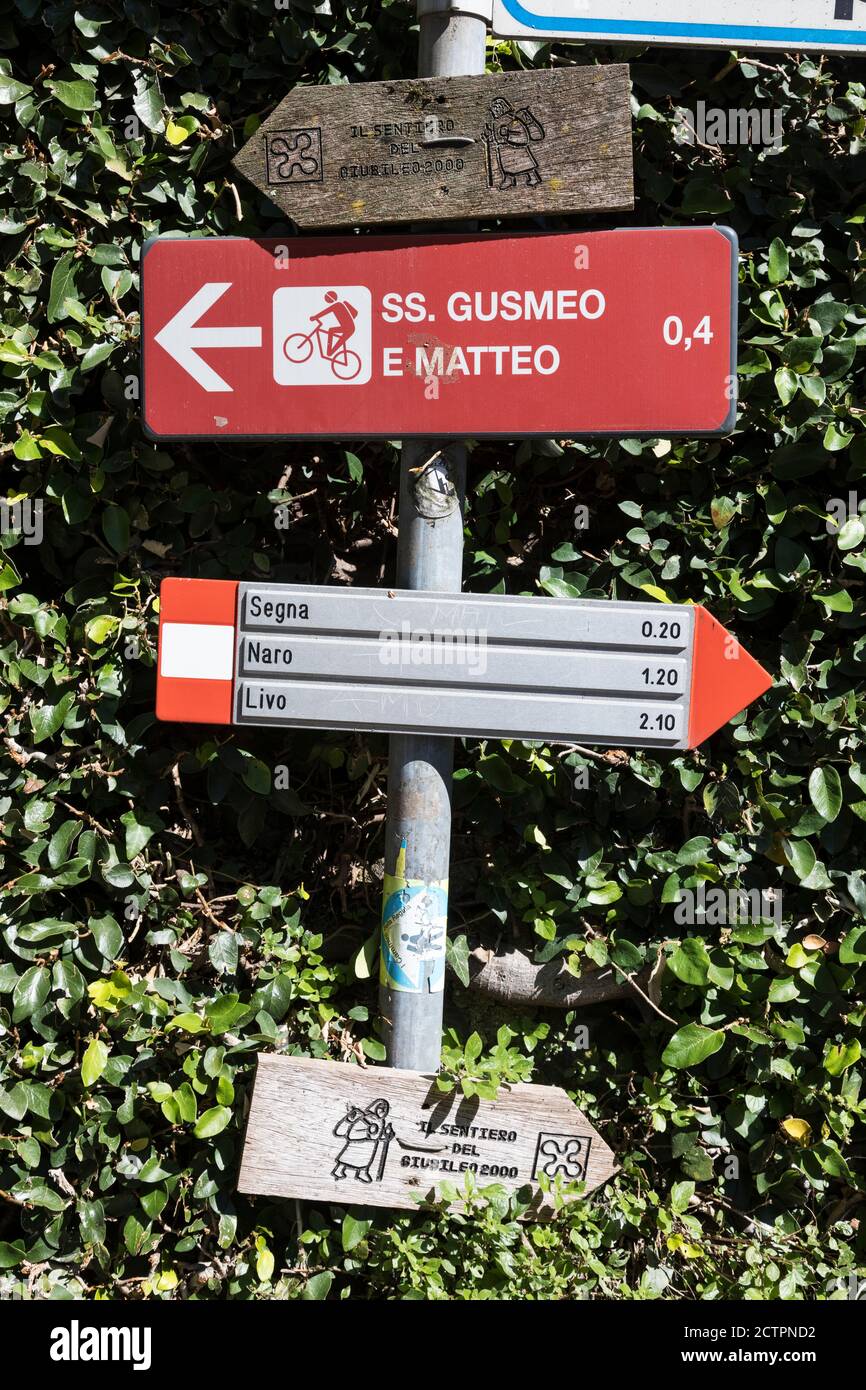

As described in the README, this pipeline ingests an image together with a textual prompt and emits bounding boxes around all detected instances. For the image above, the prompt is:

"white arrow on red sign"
[153,281,262,392]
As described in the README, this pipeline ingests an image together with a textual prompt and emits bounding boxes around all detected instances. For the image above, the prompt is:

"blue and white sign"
[491,1,866,52]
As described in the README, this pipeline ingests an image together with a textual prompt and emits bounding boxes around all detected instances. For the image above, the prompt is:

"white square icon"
[272,285,372,386]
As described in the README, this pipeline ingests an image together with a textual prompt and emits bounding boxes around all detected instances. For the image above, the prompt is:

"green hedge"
[0,0,864,1299]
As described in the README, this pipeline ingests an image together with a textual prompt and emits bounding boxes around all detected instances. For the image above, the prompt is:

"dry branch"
[468,944,649,1010]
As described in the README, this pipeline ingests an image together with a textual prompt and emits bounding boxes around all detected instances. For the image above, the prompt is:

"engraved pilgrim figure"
[483,97,545,190]
[331,1098,395,1184]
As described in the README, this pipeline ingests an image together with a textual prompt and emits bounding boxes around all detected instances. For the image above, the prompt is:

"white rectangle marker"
[159,622,235,681]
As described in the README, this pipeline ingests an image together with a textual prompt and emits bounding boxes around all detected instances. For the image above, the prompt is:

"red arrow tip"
[687,606,772,749]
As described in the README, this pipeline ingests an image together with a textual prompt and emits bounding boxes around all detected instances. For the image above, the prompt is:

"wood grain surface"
[238,1055,616,1215]
[233,66,633,228]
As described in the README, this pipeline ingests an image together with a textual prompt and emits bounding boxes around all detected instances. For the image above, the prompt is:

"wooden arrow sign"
[238,1056,616,1214]
[232,66,633,228]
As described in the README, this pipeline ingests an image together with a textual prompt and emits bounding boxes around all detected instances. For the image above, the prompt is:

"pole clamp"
[416,0,493,22]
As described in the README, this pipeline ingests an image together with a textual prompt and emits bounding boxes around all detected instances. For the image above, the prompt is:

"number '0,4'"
[663,315,713,352]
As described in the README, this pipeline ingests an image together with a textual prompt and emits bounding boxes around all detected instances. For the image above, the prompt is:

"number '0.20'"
[641,619,682,640]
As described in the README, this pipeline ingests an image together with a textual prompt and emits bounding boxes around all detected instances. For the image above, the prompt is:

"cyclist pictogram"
[272,284,371,387]
[282,290,362,381]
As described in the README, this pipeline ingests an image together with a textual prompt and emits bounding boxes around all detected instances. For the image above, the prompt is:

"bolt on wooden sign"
[156,578,772,749]
[237,1056,617,1214]
[232,66,633,228]
[141,227,738,440]
[491,1,866,51]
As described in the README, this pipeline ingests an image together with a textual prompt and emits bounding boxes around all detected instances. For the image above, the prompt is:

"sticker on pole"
[381,840,448,994]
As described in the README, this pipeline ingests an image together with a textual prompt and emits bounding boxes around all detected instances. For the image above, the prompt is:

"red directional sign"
[141,229,738,441]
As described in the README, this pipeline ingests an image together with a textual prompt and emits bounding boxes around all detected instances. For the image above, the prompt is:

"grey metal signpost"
[380,0,487,1071]
[218,582,768,745]
[158,578,770,747]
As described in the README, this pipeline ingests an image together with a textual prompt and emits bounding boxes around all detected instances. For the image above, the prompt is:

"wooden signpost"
[237,1056,616,1213]
[232,66,633,228]
[490,0,866,51]
[155,577,772,750]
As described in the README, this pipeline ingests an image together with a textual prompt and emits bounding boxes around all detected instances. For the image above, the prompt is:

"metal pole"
[379,2,487,1071]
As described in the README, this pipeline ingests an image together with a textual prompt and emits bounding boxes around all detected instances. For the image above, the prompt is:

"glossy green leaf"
[81,1038,109,1087]
[662,1024,725,1069]
[808,766,843,823]
[193,1105,231,1138]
